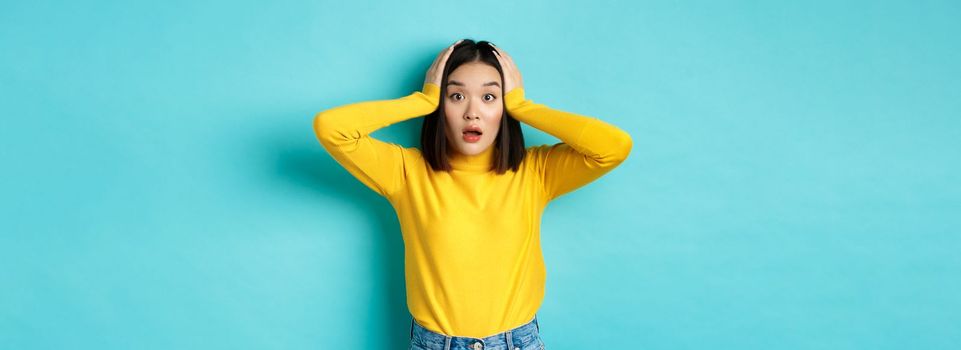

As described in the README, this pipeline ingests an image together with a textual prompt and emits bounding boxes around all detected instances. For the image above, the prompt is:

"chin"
[456,142,492,155]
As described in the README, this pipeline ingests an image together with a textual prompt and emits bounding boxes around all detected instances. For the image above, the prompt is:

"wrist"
[421,82,441,106]
[504,87,526,111]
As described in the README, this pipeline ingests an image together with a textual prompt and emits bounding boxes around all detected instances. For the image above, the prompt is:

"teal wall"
[2,0,959,349]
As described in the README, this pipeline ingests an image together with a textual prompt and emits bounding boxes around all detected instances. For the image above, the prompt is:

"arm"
[312,83,440,197]
[505,87,633,201]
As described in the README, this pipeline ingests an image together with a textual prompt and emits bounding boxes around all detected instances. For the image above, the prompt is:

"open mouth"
[462,125,483,136]
[462,125,483,142]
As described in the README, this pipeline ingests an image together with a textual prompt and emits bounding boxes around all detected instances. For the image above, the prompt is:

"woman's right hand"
[424,39,464,87]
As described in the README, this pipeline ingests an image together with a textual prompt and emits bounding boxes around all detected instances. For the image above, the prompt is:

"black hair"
[419,39,526,174]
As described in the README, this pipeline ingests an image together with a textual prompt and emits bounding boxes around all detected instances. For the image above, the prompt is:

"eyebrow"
[447,80,501,88]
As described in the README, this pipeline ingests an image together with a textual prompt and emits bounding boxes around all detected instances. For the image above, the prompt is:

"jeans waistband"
[410,315,541,350]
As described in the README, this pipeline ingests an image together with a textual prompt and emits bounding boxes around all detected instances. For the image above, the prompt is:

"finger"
[492,48,506,66]
[440,42,456,62]
[439,41,459,58]
[447,40,462,54]
[493,52,509,74]
[441,46,454,65]
[431,47,446,68]
[500,50,514,65]
[496,51,513,72]
[440,41,461,63]
[492,45,507,57]
[430,42,456,72]
[496,50,514,69]
[503,54,517,72]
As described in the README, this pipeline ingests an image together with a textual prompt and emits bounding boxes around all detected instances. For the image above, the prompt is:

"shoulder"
[523,143,566,169]
[399,146,426,161]
[525,143,565,159]
[395,146,428,172]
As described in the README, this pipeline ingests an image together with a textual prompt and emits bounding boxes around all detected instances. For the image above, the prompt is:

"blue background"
[2,0,959,349]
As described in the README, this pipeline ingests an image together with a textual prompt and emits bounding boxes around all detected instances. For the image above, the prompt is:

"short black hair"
[420,39,526,174]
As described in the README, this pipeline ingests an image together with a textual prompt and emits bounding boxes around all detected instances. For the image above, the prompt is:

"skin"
[424,40,525,156]
[442,62,503,156]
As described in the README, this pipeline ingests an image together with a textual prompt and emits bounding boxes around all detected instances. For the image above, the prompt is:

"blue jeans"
[409,314,546,350]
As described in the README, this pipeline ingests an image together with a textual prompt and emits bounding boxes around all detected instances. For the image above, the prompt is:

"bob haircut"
[420,39,526,174]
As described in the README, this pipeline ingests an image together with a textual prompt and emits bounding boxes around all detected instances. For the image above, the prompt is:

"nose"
[463,112,480,120]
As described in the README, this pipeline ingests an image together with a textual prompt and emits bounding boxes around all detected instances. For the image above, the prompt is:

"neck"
[448,145,496,172]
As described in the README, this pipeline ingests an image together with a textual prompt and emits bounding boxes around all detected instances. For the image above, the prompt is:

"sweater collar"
[448,144,496,172]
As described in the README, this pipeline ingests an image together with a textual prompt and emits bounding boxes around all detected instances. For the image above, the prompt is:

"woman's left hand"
[491,44,523,95]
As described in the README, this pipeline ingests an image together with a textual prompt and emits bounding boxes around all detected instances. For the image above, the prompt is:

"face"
[443,61,504,156]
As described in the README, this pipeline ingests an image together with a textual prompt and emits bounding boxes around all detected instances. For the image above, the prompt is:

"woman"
[313,39,632,350]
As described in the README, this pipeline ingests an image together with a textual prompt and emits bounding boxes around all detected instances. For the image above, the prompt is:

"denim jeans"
[409,314,545,350]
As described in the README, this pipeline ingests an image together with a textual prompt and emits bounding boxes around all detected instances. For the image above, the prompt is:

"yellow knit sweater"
[313,82,632,338]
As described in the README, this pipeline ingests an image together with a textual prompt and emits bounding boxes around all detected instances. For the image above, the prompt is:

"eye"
[448,92,463,101]
[484,93,497,101]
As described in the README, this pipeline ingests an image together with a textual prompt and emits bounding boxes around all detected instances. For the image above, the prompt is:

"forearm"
[314,83,440,146]
[504,87,632,163]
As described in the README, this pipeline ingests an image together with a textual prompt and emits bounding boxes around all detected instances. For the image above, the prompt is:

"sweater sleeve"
[312,83,440,198]
[504,87,633,201]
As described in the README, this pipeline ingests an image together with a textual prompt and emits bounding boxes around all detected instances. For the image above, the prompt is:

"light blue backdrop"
[2,0,959,349]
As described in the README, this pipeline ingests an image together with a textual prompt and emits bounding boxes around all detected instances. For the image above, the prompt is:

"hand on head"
[490,43,523,95]
[425,39,464,86]
[424,40,524,96]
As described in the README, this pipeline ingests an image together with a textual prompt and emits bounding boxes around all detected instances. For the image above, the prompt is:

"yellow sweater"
[313,82,632,338]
